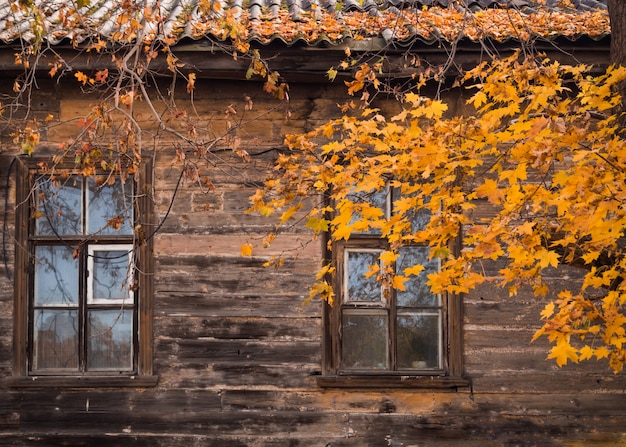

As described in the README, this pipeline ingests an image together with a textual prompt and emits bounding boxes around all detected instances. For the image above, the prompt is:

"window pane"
[396,246,440,307]
[397,313,441,369]
[407,207,431,233]
[341,312,388,369]
[346,250,382,302]
[34,246,79,306]
[87,177,133,235]
[88,310,133,370]
[32,310,79,370]
[35,177,82,236]
[89,247,133,303]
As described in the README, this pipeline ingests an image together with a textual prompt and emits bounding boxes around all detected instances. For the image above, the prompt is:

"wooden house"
[1,0,625,445]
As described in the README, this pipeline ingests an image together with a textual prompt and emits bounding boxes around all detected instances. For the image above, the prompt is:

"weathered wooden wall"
[0,73,625,447]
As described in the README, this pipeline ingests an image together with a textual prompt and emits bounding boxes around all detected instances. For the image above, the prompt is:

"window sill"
[6,375,159,389]
[317,374,469,389]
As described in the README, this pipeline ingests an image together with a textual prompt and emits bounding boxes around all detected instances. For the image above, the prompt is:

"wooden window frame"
[10,156,157,388]
[318,189,467,389]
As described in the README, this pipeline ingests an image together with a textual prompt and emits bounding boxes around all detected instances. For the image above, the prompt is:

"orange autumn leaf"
[240,243,253,257]
[75,71,89,85]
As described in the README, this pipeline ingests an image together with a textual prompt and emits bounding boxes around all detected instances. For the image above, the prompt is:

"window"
[319,187,466,388]
[12,158,156,387]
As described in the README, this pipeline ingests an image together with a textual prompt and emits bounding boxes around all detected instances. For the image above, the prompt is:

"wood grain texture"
[2,63,626,447]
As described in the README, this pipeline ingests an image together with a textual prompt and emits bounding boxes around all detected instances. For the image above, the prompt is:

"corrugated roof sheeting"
[0,0,610,46]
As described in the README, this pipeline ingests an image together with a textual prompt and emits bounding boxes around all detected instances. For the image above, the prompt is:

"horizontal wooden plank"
[1,431,622,447]
[10,408,342,437]
[154,292,319,317]
[0,434,250,447]
[155,363,321,389]
[469,371,626,393]
[154,234,321,257]
[153,154,278,186]
[155,316,319,341]
[156,338,320,364]
[464,327,539,350]
[463,347,614,375]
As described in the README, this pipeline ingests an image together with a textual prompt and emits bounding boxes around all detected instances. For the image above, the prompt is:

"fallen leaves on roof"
[180,6,611,44]
[0,2,610,46]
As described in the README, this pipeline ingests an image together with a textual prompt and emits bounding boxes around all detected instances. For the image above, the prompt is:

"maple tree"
[249,19,626,373]
[4,0,625,373]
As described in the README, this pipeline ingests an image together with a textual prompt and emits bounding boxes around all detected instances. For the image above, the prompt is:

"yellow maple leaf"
[391,274,407,291]
[515,220,535,236]
[540,302,555,320]
[537,249,560,269]
[306,217,330,234]
[475,179,505,204]
[468,90,487,109]
[379,250,398,265]
[404,92,421,106]
[581,250,601,264]
[279,204,302,225]
[579,345,594,361]
[423,100,448,119]
[327,68,338,82]
[306,281,335,305]
[404,264,425,277]
[547,338,579,367]
[594,346,611,360]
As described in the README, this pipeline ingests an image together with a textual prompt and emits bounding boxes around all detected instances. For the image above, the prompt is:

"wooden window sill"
[6,375,159,389]
[317,375,469,389]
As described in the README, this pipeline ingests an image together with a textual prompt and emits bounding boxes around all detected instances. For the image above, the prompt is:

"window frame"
[319,187,467,389]
[86,244,134,305]
[11,156,157,388]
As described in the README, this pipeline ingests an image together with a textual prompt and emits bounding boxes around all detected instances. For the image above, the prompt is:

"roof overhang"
[0,33,608,84]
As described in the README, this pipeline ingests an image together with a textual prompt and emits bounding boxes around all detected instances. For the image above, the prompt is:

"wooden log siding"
[0,74,626,447]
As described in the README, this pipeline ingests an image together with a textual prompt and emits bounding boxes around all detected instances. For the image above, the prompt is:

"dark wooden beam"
[0,36,611,83]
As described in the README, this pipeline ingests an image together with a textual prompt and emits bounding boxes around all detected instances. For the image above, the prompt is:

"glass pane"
[396,246,440,307]
[397,313,441,369]
[90,248,132,303]
[347,187,389,235]
[88,309,133,370]
[34,246,79,306]
[346,250,382,302]
[341,312,388,369]
[35,177,82,236]
[87,176,133,235]
[32,310,79,370]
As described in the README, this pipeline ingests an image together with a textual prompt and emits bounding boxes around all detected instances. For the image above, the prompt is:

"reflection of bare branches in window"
[92,251,131,300]
[87,310,132,370]
[36,176,82,236]
[35,247,77,306]
[34,311,78,370]
[87,176,133,235]
[347,250,382,302]
[87,245,134,367]
[36,175,135,245]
